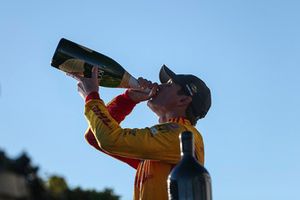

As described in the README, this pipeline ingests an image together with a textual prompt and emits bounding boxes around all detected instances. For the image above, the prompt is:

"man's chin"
[147,100,157,112]
[147,100,153,108]
[147,101,160,116]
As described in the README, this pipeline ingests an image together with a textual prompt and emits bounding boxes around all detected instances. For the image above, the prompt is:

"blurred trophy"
[168,131,213,200]
[51,38,141,89]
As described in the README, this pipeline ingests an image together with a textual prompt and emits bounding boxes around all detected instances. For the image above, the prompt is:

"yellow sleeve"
[84,99,186,164]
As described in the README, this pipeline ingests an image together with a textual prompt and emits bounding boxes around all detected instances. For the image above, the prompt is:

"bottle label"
[59,58,85,73]
[98,68,105,80]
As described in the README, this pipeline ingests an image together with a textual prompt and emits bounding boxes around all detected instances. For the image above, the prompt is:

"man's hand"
[127,78,159,103]
[67,67,99,99]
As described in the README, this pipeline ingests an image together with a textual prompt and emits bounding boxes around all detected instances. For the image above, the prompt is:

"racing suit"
[84,91,205,200]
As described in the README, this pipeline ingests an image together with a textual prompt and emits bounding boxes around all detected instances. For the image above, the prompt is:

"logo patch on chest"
[149,123,180,136]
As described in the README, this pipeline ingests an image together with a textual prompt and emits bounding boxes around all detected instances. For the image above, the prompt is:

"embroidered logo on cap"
[186,83,198,96]
[190,83,198,94]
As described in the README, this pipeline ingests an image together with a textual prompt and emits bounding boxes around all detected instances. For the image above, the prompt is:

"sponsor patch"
[91,105,112,128]
[149,123,179,136]
[150,126,159,135]
[122,128,138,136]
[129,129,138,136]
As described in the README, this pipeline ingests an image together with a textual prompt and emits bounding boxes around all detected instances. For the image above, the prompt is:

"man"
[68,65,211,200]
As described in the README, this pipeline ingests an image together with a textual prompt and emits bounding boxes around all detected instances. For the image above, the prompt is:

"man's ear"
[178,96,192,107]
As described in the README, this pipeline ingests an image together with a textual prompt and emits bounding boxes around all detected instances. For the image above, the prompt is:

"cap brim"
[159,65,177,83]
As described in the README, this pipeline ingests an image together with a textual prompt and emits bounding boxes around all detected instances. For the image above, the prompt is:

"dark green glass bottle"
[51,38,139,88]
[168,131,212,200]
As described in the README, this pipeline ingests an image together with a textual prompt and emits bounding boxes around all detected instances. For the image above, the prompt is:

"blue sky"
[1,0,300,199]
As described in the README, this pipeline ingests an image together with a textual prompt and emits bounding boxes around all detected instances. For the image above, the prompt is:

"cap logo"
[186,83,198,96]
[190,83,198,94]
[185,84,194,96]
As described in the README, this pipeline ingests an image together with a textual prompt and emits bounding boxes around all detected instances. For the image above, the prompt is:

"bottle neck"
[180,132,195,158]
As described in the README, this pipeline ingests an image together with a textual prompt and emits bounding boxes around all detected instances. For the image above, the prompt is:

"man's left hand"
[67,67,99,99]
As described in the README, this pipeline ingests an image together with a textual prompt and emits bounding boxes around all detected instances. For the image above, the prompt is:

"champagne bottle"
[168,131,212,200]
[51,38,140,89]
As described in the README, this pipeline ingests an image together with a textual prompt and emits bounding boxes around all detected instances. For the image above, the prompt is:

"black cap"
[159,65,211,120]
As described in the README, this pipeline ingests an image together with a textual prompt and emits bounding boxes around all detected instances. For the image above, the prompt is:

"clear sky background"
[1,0,299,199]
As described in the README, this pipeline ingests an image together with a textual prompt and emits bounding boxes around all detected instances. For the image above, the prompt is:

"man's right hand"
[127,77,159,103]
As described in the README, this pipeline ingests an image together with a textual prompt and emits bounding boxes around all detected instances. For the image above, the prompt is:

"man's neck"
[158,111,186,123]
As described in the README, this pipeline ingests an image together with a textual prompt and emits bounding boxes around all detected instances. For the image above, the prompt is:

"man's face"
[147,79,186,115]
